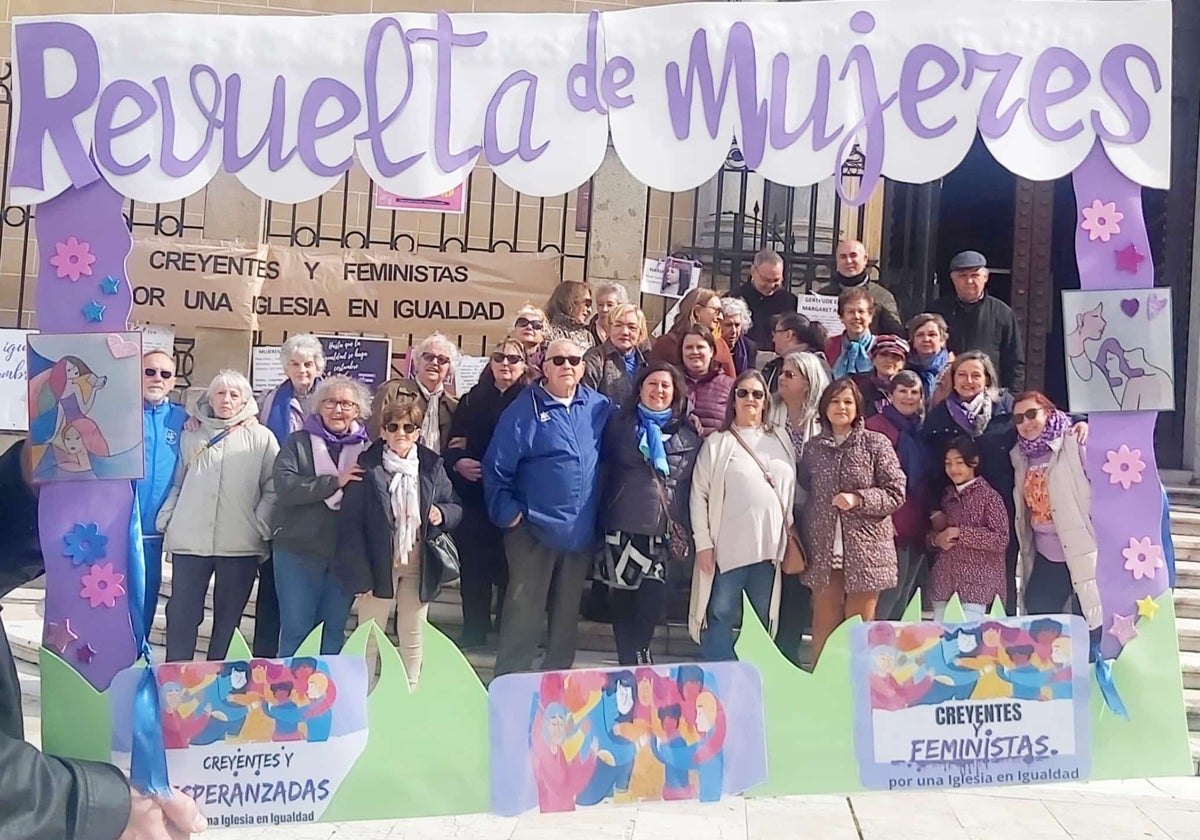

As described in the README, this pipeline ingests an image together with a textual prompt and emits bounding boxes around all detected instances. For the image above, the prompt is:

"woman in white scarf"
[335,399,462,689]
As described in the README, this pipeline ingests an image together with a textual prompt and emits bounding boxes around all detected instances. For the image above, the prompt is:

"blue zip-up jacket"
[483,383,611,553]
[137,399,187,537]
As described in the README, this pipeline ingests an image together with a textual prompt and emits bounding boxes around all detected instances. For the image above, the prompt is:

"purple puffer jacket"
[685,370,734,438]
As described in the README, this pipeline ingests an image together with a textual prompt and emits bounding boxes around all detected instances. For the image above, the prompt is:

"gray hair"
[783,350,831,422]
[594,282,630,305]
[753,249,783,268]
[313,375,372,419]
[280,334,326,372]
[415,332,461,370]
[720,296,753,330]
[206,369,253,403]
[546,338,583,358]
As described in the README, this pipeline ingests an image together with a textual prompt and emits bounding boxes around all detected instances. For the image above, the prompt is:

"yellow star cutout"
[1136,596,1159,620]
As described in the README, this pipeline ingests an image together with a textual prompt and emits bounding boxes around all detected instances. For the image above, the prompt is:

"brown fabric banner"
[128,237,563,343]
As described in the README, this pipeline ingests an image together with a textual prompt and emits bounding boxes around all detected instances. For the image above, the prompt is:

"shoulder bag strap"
[729,427,791,526]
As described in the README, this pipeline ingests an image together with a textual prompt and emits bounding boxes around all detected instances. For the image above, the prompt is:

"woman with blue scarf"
[906,313,953,404]
[827,287,877,379]
[598,362,701,665]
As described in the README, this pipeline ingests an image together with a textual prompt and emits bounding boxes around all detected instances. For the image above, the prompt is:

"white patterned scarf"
[382,445,421,566]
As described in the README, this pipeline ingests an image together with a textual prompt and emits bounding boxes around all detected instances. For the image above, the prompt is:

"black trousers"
[455,504,509,642]
[165,554,258,662]
[1024,553,1082,617]
[252,554,280,658]
[609,579,665,666]
[774,574,812,667]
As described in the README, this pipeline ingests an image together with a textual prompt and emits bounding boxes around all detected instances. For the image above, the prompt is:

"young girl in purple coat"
[927,436,1010,622]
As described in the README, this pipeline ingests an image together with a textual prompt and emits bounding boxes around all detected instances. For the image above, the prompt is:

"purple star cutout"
[45,619,79,655]
[1115,243,1146,273]
[1108,612,1139,646]
[76,643,97,664]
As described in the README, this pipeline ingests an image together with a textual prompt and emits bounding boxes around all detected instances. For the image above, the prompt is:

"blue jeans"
[700,561,774,662]
[142,536,164,636]
[274,548,354,657]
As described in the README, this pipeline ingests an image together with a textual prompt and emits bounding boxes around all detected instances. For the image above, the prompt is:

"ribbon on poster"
[8,2,1171,208]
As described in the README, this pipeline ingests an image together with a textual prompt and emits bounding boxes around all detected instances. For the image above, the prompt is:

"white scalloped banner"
[7,0,1171,207]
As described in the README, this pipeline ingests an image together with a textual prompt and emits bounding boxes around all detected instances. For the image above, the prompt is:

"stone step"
[1187,689,1200,730]
[1178,618,1200,654]
[1182,651,1200,692]
[1177,590,1200,621]
[1177,560,1200,591]
[1167,484,1200,510]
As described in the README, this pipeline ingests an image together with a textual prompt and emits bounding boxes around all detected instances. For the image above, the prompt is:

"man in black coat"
[930,250,1026,392]
[817,239,904,335]
[0,440,206,840]
[729,249,798,347]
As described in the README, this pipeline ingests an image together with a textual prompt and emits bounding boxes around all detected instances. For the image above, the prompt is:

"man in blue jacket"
[484,338,611,677]
[137,350,186,633]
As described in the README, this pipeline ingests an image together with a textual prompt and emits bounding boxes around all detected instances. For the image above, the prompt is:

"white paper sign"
[640,257,701,299]
[0,329,36,431]
[798,294,844,337]
[251,346,286,394]
[131,324,175,355]
[454,356,490,397]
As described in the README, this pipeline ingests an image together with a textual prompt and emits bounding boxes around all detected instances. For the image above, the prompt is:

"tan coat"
[368,377,458,446]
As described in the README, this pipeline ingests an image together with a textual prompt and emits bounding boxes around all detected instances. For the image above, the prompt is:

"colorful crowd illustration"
[527,666,730,811]
[157,657,339,748]
[866,618,1075,711]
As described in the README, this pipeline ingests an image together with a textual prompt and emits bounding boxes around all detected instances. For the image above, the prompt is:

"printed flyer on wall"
[110,656,369,829]
[850,615,1091,792]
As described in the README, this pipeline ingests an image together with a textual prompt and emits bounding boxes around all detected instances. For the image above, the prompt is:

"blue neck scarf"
[266,378,296,445]
[833,331,874,378]
[880,402,926,498]
[622,349,638,377]
[909,349,950,400]
[635,404,672,476]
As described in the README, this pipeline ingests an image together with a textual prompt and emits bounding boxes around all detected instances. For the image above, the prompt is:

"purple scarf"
[1017,409,1070,459]
[731,335,752,375]
[303,415,369,510]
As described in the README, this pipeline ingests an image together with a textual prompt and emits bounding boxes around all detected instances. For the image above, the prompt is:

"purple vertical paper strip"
[1071,144,1165,659]
[34,177,137,689]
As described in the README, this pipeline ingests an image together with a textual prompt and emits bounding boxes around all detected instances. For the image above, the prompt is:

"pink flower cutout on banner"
[49,236,96,282]
[1080,199,1123,242]
[1102,445,1146,490]
[1121,537,1164,581]
[80,562,126,608]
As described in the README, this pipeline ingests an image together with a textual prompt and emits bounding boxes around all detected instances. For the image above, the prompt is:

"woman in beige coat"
[689,369,795,662]
[158,370,279,661]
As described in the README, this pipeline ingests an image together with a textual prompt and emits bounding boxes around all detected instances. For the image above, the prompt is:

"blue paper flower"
[62,523,108,566]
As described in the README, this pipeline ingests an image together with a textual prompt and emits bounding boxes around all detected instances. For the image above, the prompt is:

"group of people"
[115,241,1115,686]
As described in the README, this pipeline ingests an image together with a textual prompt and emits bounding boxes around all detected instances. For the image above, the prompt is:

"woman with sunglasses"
[335,399,462,689]
[1010,391,1101,634]
[443,339,528,649]
[800,378,906,665]
[544,281,597,353]
[369,333,459,450]
[599,362,701,665]
[271,375,371,656]
[650,288,736,378]
[511,304,549,382]
[689,370,795,661]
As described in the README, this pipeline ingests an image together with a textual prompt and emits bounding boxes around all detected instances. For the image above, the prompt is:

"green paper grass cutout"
[39,647,111,763]
[900,588,922,622]
[942,593,966,622]
[294,624,323,657]
[989,597,1006,617]
[226,628,251,661]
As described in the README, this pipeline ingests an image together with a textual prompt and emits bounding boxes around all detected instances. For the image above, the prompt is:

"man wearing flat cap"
[929,251,1025,391]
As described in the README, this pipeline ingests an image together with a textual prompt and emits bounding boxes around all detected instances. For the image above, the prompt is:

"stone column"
[194,171,265,385]
[586,146,650,312]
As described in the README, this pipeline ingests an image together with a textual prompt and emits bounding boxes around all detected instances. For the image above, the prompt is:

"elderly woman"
[1010,391,1102,634]
[651,288,736,378]
[800,378,906,664]
[600,363,701,665]
[591,281,630,346]
[907,313,953,404]
[581,303,649,407]
[544,281,596,352]
[767,350,829,665]
[720,296,758,375]
[260,333,325,445]
[511,304,549,382]
[680,325,734,438]
[444,339,528,648]
[370,333,459,450]
[690,369,795,662]
[763,313,830,392]
[865,370,930,620]
[335,399,462,689]
[159,371,279,662]
[271,375,371,656]
[853,335,910,418]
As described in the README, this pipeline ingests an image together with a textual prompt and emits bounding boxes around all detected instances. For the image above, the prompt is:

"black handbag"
[420,530,461,602]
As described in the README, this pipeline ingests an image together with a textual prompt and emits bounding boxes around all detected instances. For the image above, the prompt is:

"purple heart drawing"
[1147,293,1167,320]
[1120,298,1140,318]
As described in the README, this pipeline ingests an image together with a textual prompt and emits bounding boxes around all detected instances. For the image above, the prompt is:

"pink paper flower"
[49,236,96,282]
[1121,537,1164,581]
[80,562,126,608]
[1080,199,1124,242]
[1101,445,1146,490]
